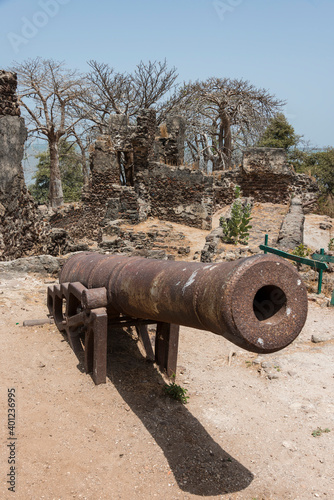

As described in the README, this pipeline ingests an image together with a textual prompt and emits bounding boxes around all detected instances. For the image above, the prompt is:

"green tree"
[257,113,299,150]
[29,141,84,204]
[291,147,334,216]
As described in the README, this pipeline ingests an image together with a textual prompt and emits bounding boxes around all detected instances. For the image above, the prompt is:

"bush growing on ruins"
[291,147,334,217]
[219,186,252,245]
[257,113,300,150]
[29,141,83,204]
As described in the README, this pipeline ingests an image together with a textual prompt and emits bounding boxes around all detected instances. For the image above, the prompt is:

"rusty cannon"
[47,252,308,385]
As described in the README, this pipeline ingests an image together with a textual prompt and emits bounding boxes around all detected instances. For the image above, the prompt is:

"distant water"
[23,140,47,186]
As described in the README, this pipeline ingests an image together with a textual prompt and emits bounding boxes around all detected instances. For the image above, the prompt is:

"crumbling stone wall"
[104,185,148,224]
[109,114,135,151]
[240,148,296,202]
[49,203,103,241]
[155,115,185,166]
[51,122,321,245]
[132,109,156,174]
[0,114,27,194]
[0,71,20,117]
[0,72,48,260]
[139,163,213,230]
[88,135,121,194]
[51,118,149,240]
[85,111,195,230]
[291,173,319,202]
[214,148,318,207]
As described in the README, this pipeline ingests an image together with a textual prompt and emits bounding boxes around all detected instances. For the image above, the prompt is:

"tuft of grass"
[328,237,334,251]
[311,427,331,437]
[164,381,189,404]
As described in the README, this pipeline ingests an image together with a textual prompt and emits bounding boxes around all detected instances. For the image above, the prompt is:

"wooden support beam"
[155,322,180,377]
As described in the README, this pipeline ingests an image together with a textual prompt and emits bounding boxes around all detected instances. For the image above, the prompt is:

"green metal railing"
[260,235,330,298]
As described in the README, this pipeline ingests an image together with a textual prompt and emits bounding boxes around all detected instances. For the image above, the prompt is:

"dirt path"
[0,269,333,500]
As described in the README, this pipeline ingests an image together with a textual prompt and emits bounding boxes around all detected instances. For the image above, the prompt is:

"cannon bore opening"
[253,285,287,322]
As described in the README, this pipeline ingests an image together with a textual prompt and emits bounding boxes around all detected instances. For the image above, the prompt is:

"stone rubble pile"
[99,220,190,260]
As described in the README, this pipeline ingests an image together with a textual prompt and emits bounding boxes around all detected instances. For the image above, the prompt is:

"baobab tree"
[12,57,88,207]
[177,77,285,171]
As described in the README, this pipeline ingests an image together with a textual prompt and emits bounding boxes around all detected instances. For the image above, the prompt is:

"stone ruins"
[0,70,320,263]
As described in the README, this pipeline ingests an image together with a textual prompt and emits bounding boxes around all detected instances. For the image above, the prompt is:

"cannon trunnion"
[47,252,308,385]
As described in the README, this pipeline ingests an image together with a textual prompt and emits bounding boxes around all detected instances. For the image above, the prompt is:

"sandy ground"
[0,264,333,500]
[304,215,334,251]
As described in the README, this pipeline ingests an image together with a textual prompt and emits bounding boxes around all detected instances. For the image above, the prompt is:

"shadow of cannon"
[103,326,254,496]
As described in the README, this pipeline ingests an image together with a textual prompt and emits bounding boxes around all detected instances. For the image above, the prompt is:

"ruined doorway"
[117,151,134,186]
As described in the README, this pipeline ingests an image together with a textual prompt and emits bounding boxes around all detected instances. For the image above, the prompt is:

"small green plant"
[164,381,189,404]
[291,244,311,258]
[311,427,331,437]
[328,238,334,251]
[219,186,252,245]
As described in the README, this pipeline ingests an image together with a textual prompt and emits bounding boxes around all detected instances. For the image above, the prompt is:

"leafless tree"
[85,59,182,132]
[177,77,285,171]
[131,59,179,121]
[12,58,88,207]
[84,60,133,133]
[69,126,92,186]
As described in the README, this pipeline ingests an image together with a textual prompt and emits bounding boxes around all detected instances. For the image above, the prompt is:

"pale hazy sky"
[0,0,333,147]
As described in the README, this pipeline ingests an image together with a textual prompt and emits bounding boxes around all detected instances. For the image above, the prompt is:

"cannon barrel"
[59,252,308,354]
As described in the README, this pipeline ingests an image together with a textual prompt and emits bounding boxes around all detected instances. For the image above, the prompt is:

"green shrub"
[220,186,252,245]
[291,244,311,258]
[163,381,189,404]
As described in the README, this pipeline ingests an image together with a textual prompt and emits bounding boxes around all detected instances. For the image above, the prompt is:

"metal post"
[317,248,325,295]
[264,234,268,254]
[330,289,334,307]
